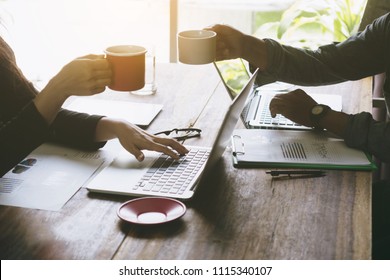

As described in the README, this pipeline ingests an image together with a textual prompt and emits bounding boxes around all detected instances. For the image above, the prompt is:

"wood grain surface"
[0,64,372,259]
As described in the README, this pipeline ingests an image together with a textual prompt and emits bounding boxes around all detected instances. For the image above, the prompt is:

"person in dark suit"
[208,12,390,259]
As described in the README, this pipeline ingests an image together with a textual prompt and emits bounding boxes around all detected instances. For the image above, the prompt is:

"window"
[1,0,170,85]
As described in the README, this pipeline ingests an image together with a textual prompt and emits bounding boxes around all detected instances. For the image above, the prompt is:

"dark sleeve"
[0,101,49,177]
[344,112,390,163]
[252,13,389,86]
[48,108,106,151]
[250,13,390,162]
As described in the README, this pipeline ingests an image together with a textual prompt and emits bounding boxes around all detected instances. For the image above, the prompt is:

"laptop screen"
[198,68,258,182]
[214,59,250,99]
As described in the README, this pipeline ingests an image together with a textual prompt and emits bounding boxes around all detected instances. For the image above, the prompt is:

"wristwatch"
[310,104,331,129]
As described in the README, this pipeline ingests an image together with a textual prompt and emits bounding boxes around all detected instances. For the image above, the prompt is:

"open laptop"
[214,59,342,130]
[86,68,259,200]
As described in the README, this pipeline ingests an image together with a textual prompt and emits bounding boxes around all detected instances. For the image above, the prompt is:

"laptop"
[214,59,342,130]
[86,68,259,200]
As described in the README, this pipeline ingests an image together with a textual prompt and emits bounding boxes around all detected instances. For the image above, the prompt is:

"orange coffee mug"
[105,45,147,91]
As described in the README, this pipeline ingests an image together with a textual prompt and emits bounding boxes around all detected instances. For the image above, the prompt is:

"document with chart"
[231,129,375,170]
[0,143,108,211]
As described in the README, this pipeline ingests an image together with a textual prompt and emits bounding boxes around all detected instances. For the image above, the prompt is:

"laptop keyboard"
[132,148,210,195]
[255,92,305,128]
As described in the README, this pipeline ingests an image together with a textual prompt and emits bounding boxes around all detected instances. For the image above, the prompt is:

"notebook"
[86,69,259,200]
[214,59,342,130]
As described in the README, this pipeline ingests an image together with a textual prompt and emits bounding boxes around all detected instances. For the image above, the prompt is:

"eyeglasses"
[154,128,202,141]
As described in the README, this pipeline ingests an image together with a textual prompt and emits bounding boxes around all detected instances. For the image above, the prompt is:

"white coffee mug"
[177,30,216,65]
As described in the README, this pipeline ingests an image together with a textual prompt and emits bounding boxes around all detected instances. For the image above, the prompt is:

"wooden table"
[0,63,372,260]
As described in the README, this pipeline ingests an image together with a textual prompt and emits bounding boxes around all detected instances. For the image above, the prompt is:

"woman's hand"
[269,89,318,127]
[34,54,112,123]
[95,118,189,161]
[49,54,112,98]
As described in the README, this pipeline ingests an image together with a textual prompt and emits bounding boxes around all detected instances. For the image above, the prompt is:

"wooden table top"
[0,63,372,260]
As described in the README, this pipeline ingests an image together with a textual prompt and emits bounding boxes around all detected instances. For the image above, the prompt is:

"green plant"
[254,0,367,48]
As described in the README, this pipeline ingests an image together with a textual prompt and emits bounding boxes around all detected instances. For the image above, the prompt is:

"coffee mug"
[177,30,216,65]
[105,45,147,91]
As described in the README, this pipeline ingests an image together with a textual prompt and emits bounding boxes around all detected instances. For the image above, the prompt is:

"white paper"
[0,143,109,211]
[64,96,163,127]
[233,129,372,166]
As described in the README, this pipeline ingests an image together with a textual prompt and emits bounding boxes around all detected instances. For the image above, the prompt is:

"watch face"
[312,105,324,115]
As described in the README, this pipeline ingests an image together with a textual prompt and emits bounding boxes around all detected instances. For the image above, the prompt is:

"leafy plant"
[254,0,367,48]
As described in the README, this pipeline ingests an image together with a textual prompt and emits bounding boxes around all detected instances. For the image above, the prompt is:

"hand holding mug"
[205,24,246,61]
[51,54,112,97]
